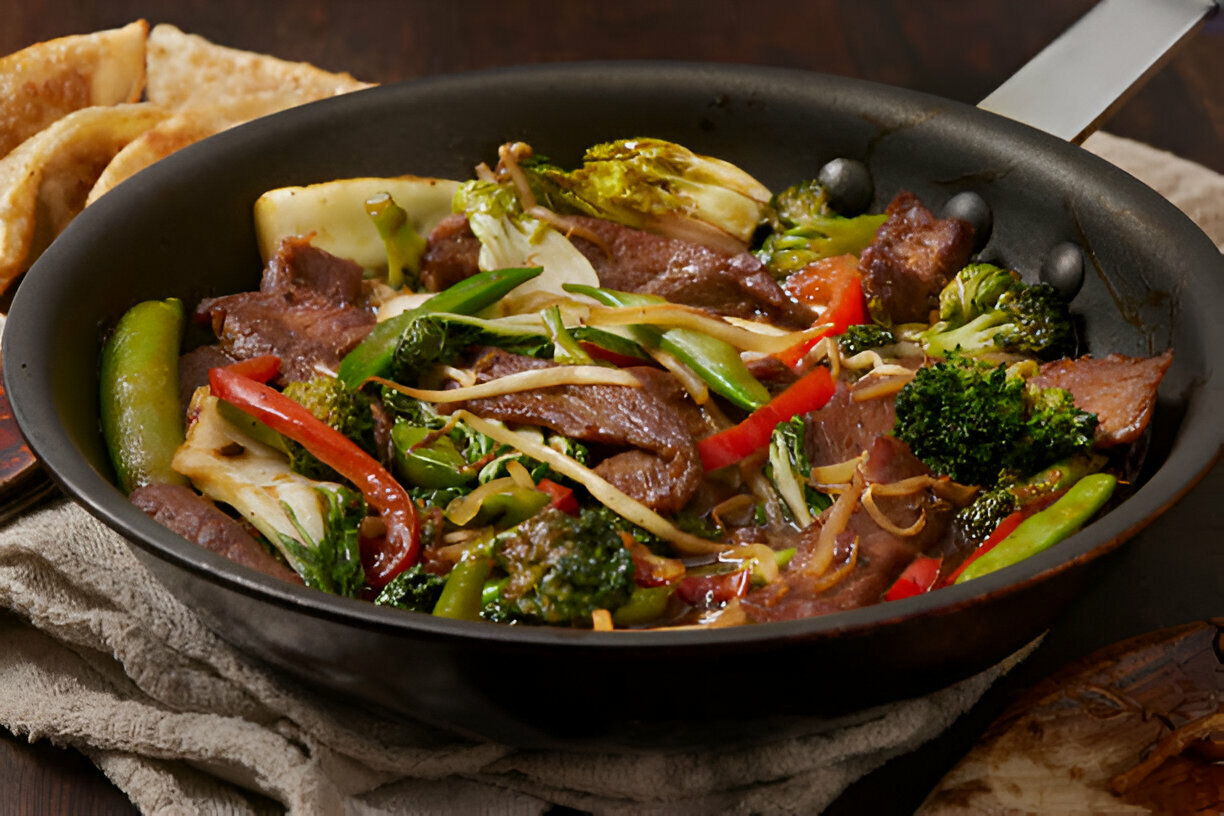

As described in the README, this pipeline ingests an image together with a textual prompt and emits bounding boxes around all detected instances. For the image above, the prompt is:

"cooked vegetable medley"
[103,137,1173,629]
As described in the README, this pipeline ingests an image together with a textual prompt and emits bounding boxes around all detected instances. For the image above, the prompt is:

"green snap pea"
[337,265,543,388]
[390,422,473,489]
[432,554,492,621]
[611,585,674,626]
[99,298,190,495]
[564,283,770,410]
[955,473,1117,584]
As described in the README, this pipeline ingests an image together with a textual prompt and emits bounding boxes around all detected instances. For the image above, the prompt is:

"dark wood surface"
[1,2,1221,813]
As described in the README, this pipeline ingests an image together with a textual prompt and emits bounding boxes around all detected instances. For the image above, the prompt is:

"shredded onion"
[504,459,535,490]
[862,486,927,536]
[370,366,643,404]
[711,493,758,529]
[803,470,863,578]
[867,475,938,496]
[851,373,914,402]
[720,543,780,584]
[497,142,538,209]
[807,536,859,592]
[808,455,865,488]
[585,304,823,354]
[453,409,728,554]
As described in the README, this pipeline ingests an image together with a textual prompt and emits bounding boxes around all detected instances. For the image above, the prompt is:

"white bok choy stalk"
[172,388,366,597]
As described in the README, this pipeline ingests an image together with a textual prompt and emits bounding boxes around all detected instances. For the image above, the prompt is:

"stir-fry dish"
[100,138,1173,629]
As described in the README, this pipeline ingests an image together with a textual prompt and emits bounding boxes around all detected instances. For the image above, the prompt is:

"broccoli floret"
[754,179,886,276]
[374,563,447,612]
[920,264,1077,360]
[481,506,636,626]
[389,312,552,382]
[953,483,1019,545]
[893,353,1098,487]
[281,376,376,480]
[837,324,897,357]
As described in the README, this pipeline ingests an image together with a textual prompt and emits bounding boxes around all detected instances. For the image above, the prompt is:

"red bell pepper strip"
[884,555,943,601]
[224,354,280,383]
[939,510,1024,588]
[208,366,419,588]
[536,478,579,515]
[776,255,867,369]
[698,364,836,471]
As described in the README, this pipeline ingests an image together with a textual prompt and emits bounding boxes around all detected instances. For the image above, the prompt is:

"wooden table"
[2,2,1221,813]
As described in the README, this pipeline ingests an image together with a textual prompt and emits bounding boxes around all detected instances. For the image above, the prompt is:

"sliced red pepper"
[223,354,281,383]
[624,537,686,588]
[208,366,419,588]
[536,478,579,515]
[698,364,835,471]
[777,255,867,368]
[577,341,647,369]
[676,568,751,607]
[884,555,943,601]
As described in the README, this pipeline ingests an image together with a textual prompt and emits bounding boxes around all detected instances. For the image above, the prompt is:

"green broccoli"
[893,353,1098,487]
[919,264,1077,360]
[754,179,886,276]
[837,323,897,357]
[481,506,637,626]
[389,312,552,383]
[281,376,377,480]
[374,563,447,612]
[953,453,1108,544]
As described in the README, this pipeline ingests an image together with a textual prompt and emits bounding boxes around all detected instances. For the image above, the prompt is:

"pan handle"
[978,0,1217,143]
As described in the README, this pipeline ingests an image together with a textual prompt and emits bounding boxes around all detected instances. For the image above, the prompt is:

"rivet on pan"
[942,191,992,253]
[1041,242,1086,300]
[817,158,872,216]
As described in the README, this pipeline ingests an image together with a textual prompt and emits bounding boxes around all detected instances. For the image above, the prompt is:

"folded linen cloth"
[0,132,1219,816]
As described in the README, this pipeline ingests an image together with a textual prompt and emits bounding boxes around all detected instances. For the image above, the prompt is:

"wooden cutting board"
[919,619,1224,814]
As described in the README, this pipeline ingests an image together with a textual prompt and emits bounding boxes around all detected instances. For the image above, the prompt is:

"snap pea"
[563,283,770,410]
[955,473,1117,584]
[99,298,189,495]
[611,585,673,626]
[390,422,473,489]
[432,554,492,621]
[337,265,543,388]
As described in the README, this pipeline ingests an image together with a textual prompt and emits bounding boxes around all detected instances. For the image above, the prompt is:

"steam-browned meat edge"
[1030,350,1173,447]
[860,191,975,325]
[130,483,302,584]
[196,237,375,384]
[443,348,705,514]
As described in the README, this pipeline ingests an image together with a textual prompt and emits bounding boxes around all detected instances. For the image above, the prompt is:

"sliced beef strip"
[130,483,301,584]
[178,345,235,415]
[196,236,375,384]
[444,348,705,514]
[416,212,816,328]
[742,436,972,622]
[804,379,898,467]
[420,213,484,292]
[567,215,816,328]
[859,191,975,325]
[1029,350,1173,447]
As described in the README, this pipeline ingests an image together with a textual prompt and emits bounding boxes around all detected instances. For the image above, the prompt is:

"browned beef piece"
[130,483,302,584]
[420,214,484,292]
[197,236,376,383]
[1029,350,1173,447]
[178,345,235,414]
[804,380,898,467]
[446,348,705,514]
[859,192,975,324]
[567,215,816,328]
[742,436,972,621]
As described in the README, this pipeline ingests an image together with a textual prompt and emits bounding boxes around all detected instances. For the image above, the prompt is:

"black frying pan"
[3,7,1222,749]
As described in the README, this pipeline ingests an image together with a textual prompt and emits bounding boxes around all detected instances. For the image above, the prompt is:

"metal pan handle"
[978,0,1217,142]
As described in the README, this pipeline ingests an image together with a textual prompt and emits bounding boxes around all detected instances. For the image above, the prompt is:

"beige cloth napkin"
[0,132,1219,816]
